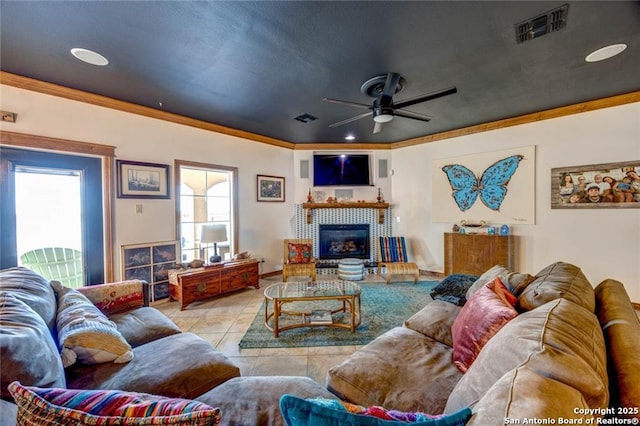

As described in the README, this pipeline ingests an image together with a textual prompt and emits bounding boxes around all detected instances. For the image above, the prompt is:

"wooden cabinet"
[444,233,515,276]
[169,259,259,310]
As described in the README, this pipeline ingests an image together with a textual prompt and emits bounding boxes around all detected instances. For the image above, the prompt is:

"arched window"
[176,161,237,263]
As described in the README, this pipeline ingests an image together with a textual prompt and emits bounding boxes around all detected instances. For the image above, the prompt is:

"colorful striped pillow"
[9,382,221,425]
[379,237,409,262]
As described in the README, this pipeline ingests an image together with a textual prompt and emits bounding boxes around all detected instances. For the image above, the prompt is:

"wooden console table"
[444,232,515,275]
[169,259,260,310]
[302,202,389,224]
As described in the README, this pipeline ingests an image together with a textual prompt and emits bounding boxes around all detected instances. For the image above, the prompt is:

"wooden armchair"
[377,237,419,284]
[282,239,317,282]
[20,247,83,288]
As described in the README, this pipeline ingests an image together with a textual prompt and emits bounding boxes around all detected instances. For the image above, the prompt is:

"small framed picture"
[257,174,285,202]
[117,160,170,199]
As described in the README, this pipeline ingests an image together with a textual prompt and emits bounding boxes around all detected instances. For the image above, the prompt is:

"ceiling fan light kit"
[324,72,456,134]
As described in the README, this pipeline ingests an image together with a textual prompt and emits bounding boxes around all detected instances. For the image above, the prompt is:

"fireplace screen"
[318,224,370,260]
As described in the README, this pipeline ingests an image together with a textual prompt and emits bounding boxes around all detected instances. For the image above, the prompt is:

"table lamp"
[200,223,227,263]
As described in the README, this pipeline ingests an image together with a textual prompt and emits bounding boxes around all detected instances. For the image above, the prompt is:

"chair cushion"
[8,382,221,426]
[0,293,66,400]
[451,277,517,372]
[379,237,408,262]
[279,395,471,426]
[287,243,313,264]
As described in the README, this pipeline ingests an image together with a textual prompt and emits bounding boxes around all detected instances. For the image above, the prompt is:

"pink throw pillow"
[451,277,517,372]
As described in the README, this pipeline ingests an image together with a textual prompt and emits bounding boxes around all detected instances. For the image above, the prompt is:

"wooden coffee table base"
[263,281,361,337]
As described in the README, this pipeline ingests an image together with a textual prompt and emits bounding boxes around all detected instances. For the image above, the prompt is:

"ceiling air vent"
[515,4,569,44]
[294,113,318,123]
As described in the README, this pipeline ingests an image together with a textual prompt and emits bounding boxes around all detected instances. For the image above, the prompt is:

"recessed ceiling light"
[70,48,109,66]
[345,134,355,141]
[585,44,627,63]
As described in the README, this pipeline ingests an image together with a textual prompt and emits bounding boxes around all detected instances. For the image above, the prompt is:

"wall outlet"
[260,258,265,263]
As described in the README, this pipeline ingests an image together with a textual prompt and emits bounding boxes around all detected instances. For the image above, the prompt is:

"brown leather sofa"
[326,262,640,424]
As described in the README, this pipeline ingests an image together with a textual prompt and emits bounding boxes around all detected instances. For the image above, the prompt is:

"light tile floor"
[155,275,374,385]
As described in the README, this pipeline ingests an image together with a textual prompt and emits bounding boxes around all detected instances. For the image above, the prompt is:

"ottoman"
[338,258,365,281]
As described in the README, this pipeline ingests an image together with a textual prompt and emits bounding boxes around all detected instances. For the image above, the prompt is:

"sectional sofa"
[0,267,241,424]
[1,262,639,425]
[325,262,640,423]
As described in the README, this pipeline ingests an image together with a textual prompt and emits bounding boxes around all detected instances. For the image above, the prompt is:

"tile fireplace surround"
[293,204,393,274]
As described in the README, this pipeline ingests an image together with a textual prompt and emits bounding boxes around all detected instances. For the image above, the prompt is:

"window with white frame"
[176,161,238,263]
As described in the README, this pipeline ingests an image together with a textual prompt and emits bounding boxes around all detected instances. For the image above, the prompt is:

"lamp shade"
[200,223,227,244]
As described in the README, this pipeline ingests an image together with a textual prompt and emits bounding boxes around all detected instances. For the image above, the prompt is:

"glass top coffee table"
[263,280,361,337]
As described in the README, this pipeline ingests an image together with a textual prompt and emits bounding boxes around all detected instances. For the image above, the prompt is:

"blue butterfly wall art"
[442,155,525,212]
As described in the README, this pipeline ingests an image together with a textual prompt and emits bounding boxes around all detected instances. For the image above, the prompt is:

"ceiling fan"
[323,72,457,134]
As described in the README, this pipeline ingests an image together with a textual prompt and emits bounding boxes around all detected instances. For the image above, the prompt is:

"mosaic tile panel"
[293,204,393,264]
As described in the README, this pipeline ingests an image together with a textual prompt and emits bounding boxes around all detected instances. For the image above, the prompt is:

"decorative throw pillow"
[451,277,518,372]
[52,281,133,367]
[430,274,480,306]
[287,243,313,264]
[465,265,535,300]
[8,381,221,426]
[77,280,144,315]
[279,394,472,426]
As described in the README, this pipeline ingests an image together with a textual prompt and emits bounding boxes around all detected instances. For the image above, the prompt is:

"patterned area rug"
[238,281,437,348]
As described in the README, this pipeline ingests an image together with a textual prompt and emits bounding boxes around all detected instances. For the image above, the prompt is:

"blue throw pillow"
[430,274,480,306]
[279,394,472,426]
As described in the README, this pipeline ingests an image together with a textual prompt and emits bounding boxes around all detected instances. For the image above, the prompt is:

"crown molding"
[2,71,638,151]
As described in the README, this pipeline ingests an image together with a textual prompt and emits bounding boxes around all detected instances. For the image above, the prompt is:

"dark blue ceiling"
[1,1,639,144]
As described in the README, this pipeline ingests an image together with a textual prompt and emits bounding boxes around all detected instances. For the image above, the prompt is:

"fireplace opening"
[318,224,370,260]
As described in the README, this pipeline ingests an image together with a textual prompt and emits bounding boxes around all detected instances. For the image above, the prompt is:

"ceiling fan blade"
[393,86,457,110]
[323,97,371,109]
[381,72,401,98]
[373,121,383,134]
[394,109,432,123]
[328,111,373,128]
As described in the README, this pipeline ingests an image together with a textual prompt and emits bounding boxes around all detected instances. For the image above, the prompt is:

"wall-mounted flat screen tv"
[313,153,372,186]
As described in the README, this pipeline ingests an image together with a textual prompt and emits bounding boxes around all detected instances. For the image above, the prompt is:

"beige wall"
[391,102,640,302]
[2,84,639,301]
[0,85,294,277]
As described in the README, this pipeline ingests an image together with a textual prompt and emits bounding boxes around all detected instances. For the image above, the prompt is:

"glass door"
[0,147,104,285]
